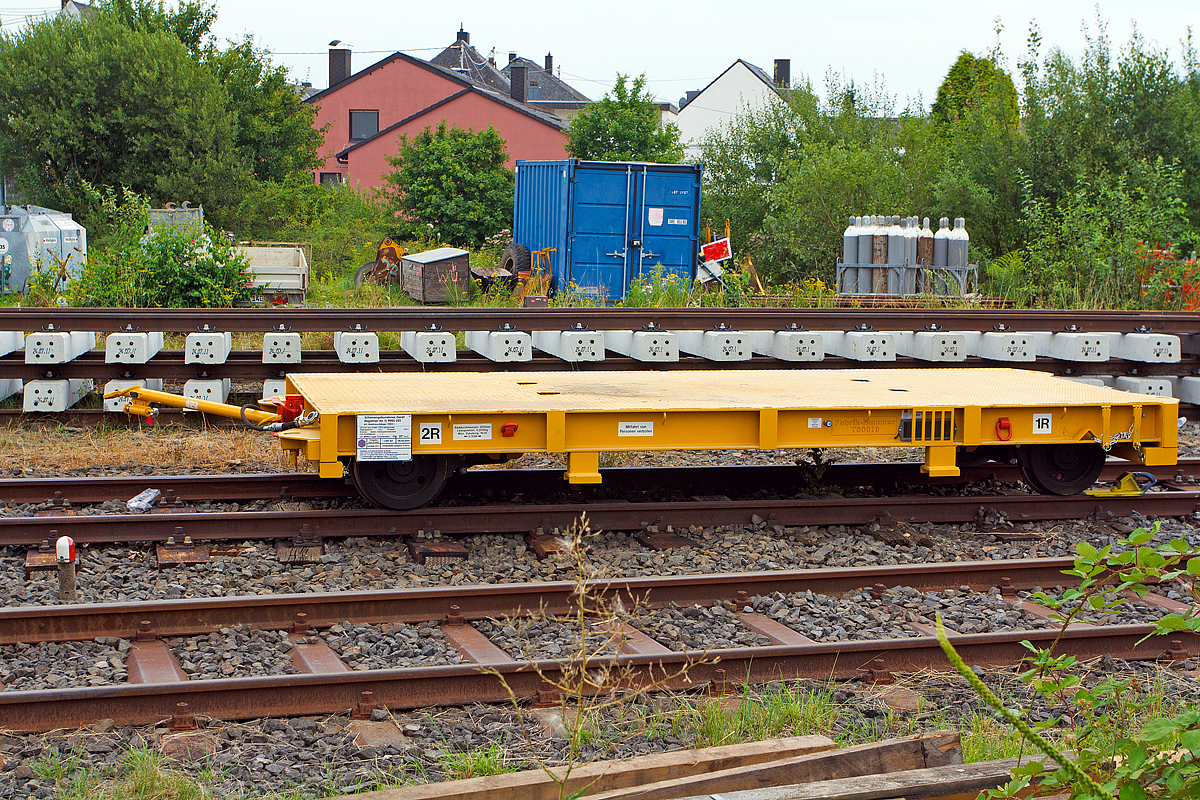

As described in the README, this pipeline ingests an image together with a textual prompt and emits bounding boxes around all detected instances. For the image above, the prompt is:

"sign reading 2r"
[419,423,442,443]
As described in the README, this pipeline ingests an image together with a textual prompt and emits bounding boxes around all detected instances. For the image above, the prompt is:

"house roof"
[334,84,564,160]
[429,39,511,94]
[58,0,97,19]
[501,57,590,103]
[679,59,775,110]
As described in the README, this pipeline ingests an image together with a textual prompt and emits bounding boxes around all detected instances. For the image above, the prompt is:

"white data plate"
[356,414,412,461]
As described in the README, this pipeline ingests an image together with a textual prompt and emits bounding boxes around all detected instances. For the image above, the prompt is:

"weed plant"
[939,521,1200,798]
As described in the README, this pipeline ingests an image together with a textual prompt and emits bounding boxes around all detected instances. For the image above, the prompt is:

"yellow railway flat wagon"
[276,369,1178,509]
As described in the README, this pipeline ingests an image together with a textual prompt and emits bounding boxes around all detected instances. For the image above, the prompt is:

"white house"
[676,59,790,160]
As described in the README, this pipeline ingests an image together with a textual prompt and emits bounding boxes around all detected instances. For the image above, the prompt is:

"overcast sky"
[3,1,1196,109]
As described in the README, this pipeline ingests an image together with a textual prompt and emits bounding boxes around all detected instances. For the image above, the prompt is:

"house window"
[319,172,344,187]
[349,110,378,141]
[528,83,542,101]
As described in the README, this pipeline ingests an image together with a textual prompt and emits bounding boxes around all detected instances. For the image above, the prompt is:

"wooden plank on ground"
[669,756,1038,800]
[318,734,835,800]
[584,731,961,800]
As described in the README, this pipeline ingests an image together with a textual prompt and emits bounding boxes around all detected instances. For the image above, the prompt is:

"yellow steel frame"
[277,393,1177,484]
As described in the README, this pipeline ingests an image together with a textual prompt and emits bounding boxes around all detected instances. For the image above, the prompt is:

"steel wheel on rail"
[350,455,456,509]
[1016,443,1105,495]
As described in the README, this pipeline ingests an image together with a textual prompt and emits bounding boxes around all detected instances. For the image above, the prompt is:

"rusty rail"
[0,560,1195,732]
[4,459,1195,506]
[2,487,1197,546]
[2,307,1200,333]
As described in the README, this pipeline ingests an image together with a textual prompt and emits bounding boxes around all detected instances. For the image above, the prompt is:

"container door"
[632,167,699,286]
[568,166,634,303]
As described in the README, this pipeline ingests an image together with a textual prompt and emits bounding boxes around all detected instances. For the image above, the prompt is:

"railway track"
[5,459,1199,505]
[0,558,1194,733]
[4,307,1200,332]
[2,460,1199,547]
[4,351,1197,381]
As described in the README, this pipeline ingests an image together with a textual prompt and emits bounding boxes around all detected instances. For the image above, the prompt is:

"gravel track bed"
[474,617,616,660]
[631,601,769,651]
[1,511,1197,609]
[167,625,297,679]
[1031,588,1169,626]
[2,656,1199,800]
[321,621,462,670]
[750,587,919,641]
[0,638,126,691]
[890,586,1050,633]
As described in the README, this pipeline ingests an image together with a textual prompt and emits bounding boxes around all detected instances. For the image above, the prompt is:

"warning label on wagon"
[618,421,654,437]
[453,423,492,441]
[356,414,412,461]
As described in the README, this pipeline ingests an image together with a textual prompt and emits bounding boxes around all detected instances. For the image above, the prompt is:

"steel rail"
[4,350,1196,381]
[0,553,1194,732]
[3,307,1200,334]
[3,626,1192,733]
[0,558,1083,644]
[2,488,1197,546]
[2,460,1196,505]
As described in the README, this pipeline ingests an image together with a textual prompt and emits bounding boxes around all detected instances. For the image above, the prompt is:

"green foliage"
[382,122,514,249]
[69,221,255,308]
[0,11,246,215]
[200,37,323,192]
[700,21,1200,302]
[231,176,391,279]
[1015,159,1190,307]
[566,74,683,163]
[0,1,321,230]
[100,0,216,54]
[438,743,512,780]
[944,522,1200,799]
[931,51,1018,125]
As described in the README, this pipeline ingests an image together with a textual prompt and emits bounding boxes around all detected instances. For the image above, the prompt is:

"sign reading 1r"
[1032,414,1053,434]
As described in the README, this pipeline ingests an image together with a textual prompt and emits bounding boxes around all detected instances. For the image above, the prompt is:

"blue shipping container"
[513,160,702,302]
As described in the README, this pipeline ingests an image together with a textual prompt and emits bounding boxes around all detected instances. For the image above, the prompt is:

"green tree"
[202,36,323,186]
[930,51,1018,125]
[0,11,248,217]
[103,0,216,54]
[566,74,683,163]
[382,122,514,248]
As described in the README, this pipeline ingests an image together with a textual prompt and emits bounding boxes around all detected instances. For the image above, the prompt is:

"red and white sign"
[700,237,732,263]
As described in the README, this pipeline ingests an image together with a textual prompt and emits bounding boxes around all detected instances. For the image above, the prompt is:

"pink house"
[306,38,568,191]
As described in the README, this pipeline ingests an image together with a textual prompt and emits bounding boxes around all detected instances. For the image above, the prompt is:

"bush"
[70,224,255,308]
[382,122,514,249]
[229,176,392,281]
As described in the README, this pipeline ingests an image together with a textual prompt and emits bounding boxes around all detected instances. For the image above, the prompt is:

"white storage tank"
[0,205,87,293]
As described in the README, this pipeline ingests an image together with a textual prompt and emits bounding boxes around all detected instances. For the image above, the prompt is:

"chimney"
[544,53,553,72]
[510,64,526,103]
[329,41,352,88]
[508,51,517,64]
[456,25,469,44]
[774,59,791,89]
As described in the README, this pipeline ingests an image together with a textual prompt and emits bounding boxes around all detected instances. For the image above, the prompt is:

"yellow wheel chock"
[1084,471,1157,497]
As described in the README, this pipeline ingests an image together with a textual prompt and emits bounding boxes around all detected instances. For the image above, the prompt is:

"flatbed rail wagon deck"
[259,368,1176,508]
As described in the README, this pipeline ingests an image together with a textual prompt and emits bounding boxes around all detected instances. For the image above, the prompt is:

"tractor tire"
[500,243,531,281]
[353,261,377,289]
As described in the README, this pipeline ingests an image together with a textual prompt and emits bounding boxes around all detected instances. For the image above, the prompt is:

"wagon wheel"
[350,455,456,509]
[1016,443,1105,495]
